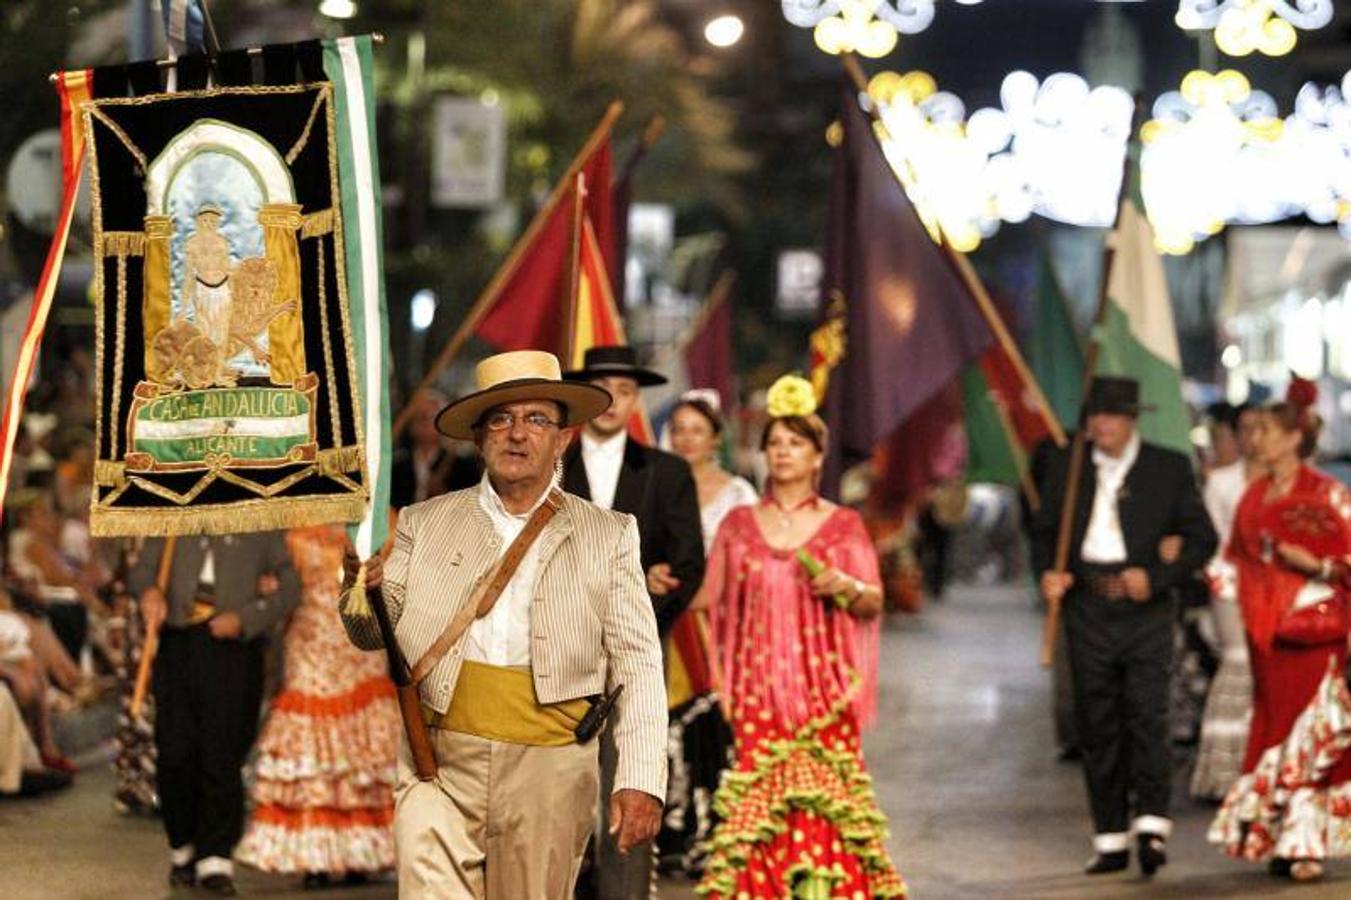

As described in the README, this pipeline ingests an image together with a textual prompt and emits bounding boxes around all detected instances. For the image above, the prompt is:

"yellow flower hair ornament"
[766,374,818,418]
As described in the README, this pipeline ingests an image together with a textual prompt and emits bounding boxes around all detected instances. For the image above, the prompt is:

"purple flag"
[818,83,992,498]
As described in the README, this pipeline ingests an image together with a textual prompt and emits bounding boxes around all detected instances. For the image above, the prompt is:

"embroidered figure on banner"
[131,118,315,472]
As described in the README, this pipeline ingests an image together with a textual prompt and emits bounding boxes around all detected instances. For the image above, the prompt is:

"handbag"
[1275,591,1350,646]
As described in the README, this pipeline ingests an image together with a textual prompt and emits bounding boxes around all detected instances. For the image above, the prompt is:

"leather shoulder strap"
[410,489,563,684]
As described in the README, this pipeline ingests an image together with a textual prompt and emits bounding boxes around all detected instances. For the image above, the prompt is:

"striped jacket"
[340,486,668,800]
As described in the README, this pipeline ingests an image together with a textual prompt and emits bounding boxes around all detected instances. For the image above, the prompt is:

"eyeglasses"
[479,411,562,433]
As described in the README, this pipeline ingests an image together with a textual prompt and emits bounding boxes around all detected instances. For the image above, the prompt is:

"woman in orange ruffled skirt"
[696,377,904,899]
[237,524,400,887]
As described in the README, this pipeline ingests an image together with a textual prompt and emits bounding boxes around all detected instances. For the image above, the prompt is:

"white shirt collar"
[581,429,626,458]
[1092,430,1140,480]
[478,472,553,523]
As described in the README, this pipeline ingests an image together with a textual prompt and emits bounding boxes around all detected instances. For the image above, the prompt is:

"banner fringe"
[90,493,366,538]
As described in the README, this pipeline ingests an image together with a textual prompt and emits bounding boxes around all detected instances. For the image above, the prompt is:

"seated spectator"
[0,684,70,796]
[53,429,95,518]
[7,490,110,663]
[0,602,77,775]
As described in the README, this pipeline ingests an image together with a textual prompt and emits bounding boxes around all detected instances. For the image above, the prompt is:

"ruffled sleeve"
[820,508,883,729]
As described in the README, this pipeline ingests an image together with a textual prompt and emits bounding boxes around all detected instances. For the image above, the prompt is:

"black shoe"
[1084,851,1129,875]
[199,874,237,896]
[1138,834,1167,877]
[1057,746,1082,763]
[168,863,195,888]
[1269,857,1293,879]
[17,768,73,796]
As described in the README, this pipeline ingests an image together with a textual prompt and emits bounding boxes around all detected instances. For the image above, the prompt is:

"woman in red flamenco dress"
[695,376,905,899]
[1209,383,1351,883]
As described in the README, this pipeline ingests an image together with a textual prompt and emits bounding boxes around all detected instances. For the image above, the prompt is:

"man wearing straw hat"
[340,350,667,899]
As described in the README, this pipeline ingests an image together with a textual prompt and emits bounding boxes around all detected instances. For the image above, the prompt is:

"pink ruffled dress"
[698,503,905,899]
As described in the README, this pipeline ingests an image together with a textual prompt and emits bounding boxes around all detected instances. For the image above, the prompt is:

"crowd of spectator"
[1,347,126,797]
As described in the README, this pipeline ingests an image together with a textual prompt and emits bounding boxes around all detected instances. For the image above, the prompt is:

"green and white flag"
[325,36,392,557]
[1095,194,1191,456]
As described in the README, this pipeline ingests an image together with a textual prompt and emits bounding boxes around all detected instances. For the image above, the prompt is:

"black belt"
[1077,563,1128,601]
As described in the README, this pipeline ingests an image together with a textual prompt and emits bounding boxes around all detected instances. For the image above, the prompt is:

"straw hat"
[434,350,612,440]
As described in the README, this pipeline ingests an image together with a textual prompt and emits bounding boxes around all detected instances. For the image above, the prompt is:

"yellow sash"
[423,661,589,747]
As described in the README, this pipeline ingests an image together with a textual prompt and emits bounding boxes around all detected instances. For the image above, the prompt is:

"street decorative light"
[705,14,746,48]
[1141,70,1286,253]
[867,70,997,250]
[967,71,1134,228]
[783,1,984,58]
[318,0,357,20]
[1175,1,1333,57]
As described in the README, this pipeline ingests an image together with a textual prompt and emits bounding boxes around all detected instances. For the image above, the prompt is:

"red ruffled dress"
[697,504,905,899]
[237,525,401,875]
[1209,467,1351,862]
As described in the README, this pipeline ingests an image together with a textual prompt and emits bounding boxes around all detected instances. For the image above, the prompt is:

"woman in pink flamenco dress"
[697,377,905,899]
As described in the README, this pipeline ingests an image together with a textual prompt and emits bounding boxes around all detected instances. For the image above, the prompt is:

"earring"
[554,456,564,484]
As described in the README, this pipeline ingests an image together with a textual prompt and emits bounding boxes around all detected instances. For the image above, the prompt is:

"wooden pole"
[838,54,1066,449]
[1037,101,1141,667]
[129,536,177,720]
[563,172,587,366]
[391,101,625,438]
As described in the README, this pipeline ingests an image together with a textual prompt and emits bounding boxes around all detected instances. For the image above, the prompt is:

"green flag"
[961,365,1019,486]
[325,36,393,557]
[1029,252,1085,430]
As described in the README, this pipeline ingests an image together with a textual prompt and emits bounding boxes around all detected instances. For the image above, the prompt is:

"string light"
[867,70,997,251]
[1175,1,1332,57]
[1141,70,1286,254]
[782,1,984,58]
[968,71,1133,228]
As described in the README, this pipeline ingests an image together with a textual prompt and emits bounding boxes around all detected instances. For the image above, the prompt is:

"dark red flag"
[818,82,992,498]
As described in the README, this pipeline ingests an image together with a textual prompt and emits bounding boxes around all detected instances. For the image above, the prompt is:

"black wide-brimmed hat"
[1084,376,1153,417]
[562,345,668,387]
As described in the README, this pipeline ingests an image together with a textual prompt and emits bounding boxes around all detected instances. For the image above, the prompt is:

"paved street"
[3,581,1347,898]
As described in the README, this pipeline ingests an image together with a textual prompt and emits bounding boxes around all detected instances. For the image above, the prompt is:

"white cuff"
[1133,815,1172,838]
[169,845,194,867]
[196,856,234,879]
[1093,832,1130,853]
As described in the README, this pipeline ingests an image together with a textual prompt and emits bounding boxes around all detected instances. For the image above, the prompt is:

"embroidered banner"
[84,67,370,536]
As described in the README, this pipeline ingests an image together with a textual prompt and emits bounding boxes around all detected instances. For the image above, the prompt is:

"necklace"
[766,493,818,529]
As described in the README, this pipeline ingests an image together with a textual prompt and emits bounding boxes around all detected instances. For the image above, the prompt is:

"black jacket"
[1030,438,1217,597]
[563,437,705,634]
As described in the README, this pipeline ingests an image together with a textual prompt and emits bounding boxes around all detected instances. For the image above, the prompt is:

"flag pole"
[1038,100,1142,667]
[839,54,1066,452]
[563,172,587,365]
[392,101,625,438]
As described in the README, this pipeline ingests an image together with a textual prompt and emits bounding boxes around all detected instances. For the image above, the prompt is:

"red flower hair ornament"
[1286,374,1318,417]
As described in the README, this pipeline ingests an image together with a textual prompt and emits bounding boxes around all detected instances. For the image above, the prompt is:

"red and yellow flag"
[565,211,654,443]
[0,70,91,513]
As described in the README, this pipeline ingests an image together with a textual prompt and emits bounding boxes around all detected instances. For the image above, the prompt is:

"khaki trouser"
[394,727,599,899]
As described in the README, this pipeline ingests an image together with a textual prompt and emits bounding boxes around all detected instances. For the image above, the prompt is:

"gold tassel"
[341,563,374,620]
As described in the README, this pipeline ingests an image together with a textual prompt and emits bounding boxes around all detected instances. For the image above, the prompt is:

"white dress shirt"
[581,431,627,511]
[464,474,548,667]
[1080,431,1141,565]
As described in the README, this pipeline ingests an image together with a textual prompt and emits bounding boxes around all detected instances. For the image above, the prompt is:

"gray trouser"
[596,725,654,900]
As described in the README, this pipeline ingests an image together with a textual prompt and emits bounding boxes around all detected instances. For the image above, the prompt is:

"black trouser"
[1063,583,1174,838]
[45,602,88,664]
[152,624,264,861]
